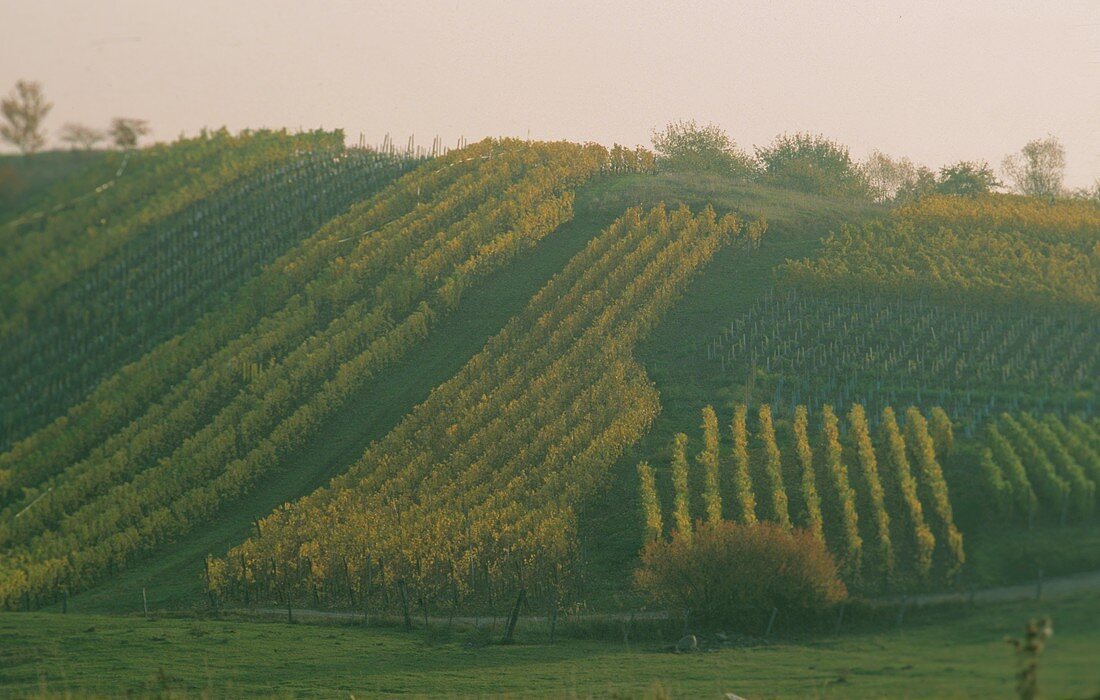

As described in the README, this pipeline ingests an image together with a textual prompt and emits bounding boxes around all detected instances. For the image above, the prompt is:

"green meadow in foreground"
[2,592,1099,698]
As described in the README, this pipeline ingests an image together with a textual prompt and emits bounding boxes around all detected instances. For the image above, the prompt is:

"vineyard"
[640,403,965,592]
[980,413,1100,526]
[706,290,1099,431]
[0,137,421,448]
[784,194,1100,310]
[210,204,751,616]
[0,130,1097,666]
[0,138,618,609]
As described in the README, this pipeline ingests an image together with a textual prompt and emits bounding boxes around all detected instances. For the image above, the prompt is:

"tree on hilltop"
[861,150,935,203]
[756,132,872,199]
[110,117,151,149]
[935,161,1000,197]
[651,120,757,178]
[1,80,52,156]
[1002,136,1065,200]
[59,123,106,150]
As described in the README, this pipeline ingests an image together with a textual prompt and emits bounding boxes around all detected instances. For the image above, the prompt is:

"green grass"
[3,594,1099,697]
[0,150,112,222]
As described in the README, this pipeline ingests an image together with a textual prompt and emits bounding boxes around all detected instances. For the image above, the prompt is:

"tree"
[1,80,52,155]
[110,117,150,149]
[651,120,757,178]
[1002,136,1065,199]
[59,123,105,150]
[861,150,925,203]
[756,132,872,198]
[935,161,1000,197]
[1068,179,1099,204]
[895,166,937,202]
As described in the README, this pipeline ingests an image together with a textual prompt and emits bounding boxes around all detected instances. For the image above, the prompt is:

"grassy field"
[3,593,1099,697]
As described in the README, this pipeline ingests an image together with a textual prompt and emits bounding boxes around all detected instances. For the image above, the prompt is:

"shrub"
[635,520,846,628]
[651,120,757,178]
[935,161,1000,197]
[756,132,871,198]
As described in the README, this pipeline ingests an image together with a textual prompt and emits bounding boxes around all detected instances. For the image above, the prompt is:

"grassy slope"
[0,150,111,222]
[4,593,1099,697]
[574,173,880,602]
[64,178,630,614]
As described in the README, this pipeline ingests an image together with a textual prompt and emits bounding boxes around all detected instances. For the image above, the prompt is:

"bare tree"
[109,117,150,149]
[59,123,106,150]
[860,150,927,203]
[1002,136,1065,199]
[1,80,53,156]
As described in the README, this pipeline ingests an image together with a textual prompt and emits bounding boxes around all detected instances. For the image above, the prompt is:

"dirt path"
[896,568,1100,607]
[223,568,1100,625]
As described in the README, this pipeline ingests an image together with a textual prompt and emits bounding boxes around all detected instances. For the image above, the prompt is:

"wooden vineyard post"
[765,607,778,639]
[398,580,412,631]
[502,588,526,644]
[142,588,149,619]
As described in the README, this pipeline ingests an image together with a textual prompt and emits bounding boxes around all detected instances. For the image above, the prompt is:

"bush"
[756,132,871,198]
[651,120,757,178]
[635,520,846,628]
[935,161,1000,197]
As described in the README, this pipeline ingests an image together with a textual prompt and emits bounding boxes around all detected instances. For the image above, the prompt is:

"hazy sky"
[2,0,1098,186]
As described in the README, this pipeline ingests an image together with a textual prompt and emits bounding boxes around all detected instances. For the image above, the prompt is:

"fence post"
[142,588,149,619]
[765,607,778,639]
[502,588,526,644]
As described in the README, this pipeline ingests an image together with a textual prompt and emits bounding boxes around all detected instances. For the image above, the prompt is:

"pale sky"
[2,0,1098,186]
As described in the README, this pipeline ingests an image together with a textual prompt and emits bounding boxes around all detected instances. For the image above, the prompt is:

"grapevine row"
[212,204,747,613]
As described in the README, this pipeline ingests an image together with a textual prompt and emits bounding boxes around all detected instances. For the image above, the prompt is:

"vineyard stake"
[765,607,778,638]
[502,588,526,644]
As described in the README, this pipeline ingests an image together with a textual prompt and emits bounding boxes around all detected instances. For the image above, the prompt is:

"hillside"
[1,137,1098,628]
[0,131,420,449]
